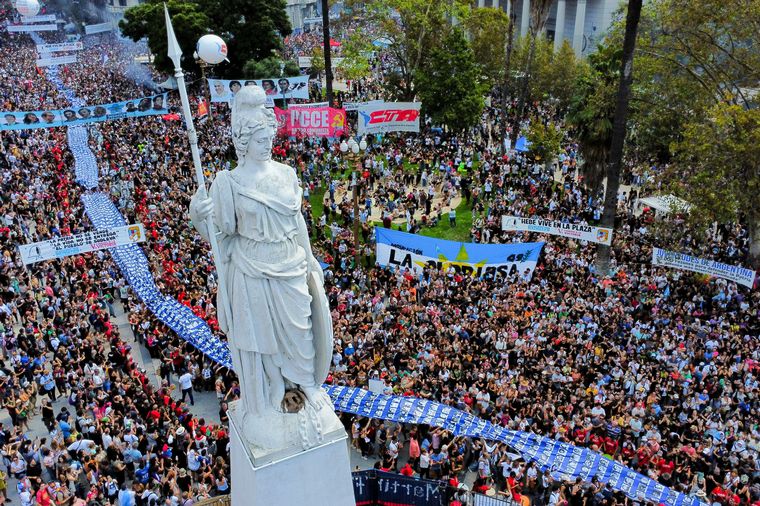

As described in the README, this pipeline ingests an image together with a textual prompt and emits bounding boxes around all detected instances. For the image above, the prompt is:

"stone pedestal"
[229,401,355,506]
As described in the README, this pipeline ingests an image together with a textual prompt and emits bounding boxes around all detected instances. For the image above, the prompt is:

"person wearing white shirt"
[179,371,194,406]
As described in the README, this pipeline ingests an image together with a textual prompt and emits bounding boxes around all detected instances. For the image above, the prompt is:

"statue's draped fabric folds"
[189,85,335,452]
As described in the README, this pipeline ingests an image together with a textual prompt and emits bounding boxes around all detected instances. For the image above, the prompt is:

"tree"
[336,30,373,82]
[526,118,564,169]
[119,0,291,77]
[120,1,210,75]
[595,0,643,275]
[674,104,760,267]
[415,27,485,132]
[567,43,619,191]
[243,56,300,79]
[309,45,326,77]
[352,0,469,101]
[463,7,510,88]
[511,0,554,143]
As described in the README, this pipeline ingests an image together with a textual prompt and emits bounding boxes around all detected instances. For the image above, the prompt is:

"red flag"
[197,97,208,118]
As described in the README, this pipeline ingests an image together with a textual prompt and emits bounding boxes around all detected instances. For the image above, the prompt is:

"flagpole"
[163,4,227,299]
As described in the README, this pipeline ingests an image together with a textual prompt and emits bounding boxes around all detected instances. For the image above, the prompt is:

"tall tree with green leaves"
[567,42,620,191]
[596,0,643,275]
[674,104,760,267]
[414,27,485,133]
[350,0,469,101]
[119,0,291,77]
[120,0,211,75]
[463,7,510,88]
[526,118,564,169]
[243,57,300,79]
[511,0,554,144]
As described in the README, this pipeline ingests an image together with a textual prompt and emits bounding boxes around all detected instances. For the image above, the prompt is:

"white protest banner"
[343,99,383,112]
[84,21,113,34]
[22,14,57,23]
[35,55,77,67]
[357,102,421,135]
[297,56,344,68]
[288,102,328,108]
[36,41,83,53]
[501,215,613,245]
[7,23,57,32]
[207,76,310,104]
[652,248,756,288]
[19,224,147,265]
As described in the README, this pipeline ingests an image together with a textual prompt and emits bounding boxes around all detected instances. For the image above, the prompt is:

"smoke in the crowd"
[124,62,160,93]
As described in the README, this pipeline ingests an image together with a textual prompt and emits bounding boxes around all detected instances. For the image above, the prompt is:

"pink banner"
[274,107,346,137]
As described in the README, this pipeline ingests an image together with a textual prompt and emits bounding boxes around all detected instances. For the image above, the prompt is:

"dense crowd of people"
[0,3,757,506]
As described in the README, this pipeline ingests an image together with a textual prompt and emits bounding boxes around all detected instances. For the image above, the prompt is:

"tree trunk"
[511,33,536,145]
[321,0,333,106]
[749,218,760,271]
[500,13,515,155]
[595,0,643,275]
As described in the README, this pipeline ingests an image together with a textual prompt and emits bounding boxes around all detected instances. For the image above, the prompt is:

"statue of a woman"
[189,85,340,454]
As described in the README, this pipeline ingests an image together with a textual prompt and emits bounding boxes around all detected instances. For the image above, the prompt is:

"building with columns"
[476,0,622,56]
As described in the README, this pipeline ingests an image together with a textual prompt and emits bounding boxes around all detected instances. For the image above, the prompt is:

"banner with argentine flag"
[374,227,543,279]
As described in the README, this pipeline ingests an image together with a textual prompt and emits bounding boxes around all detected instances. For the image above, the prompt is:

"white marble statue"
[189,85,341,454]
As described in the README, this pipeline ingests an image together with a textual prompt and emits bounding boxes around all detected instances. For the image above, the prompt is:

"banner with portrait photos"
[0,93,170,131]
[206,76,310,106]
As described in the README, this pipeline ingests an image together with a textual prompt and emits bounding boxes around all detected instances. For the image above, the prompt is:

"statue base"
[228,400,355,506]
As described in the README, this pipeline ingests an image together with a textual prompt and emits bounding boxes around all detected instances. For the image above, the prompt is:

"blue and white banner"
[652,247,756,288]
[0,93,169,131]
[327,386,706,506]
[38,56,233,370]
[375,227,543,279]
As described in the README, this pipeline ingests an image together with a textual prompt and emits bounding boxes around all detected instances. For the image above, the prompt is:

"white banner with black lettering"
[19,224,146,265]
[502,215,613,245]
[7,23,57,32]
[36,54,77,67]
[22,14,57,23]
[84,22,113,34]
[36,41,83,53]
[652,248,756,288]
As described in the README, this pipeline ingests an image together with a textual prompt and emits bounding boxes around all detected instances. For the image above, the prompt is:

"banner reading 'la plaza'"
[375,227,543,279]
[502,215,613,245]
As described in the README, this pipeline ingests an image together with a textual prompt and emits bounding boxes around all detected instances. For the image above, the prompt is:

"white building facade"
[476,0,622,55]
[286,0,319,33]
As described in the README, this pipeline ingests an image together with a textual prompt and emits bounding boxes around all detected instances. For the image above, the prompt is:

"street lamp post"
[339,137,367,267]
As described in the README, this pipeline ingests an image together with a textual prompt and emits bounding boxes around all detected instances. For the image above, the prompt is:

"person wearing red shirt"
[603,437,619,456]
[400,463,414,477]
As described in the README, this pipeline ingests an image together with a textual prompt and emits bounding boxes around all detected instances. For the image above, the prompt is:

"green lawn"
[307,171,476,244]
[417,198,474,242]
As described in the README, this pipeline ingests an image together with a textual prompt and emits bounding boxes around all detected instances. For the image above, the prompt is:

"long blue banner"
[0,93,169,131]
[375,227,544,279]
[328,386,705,506]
